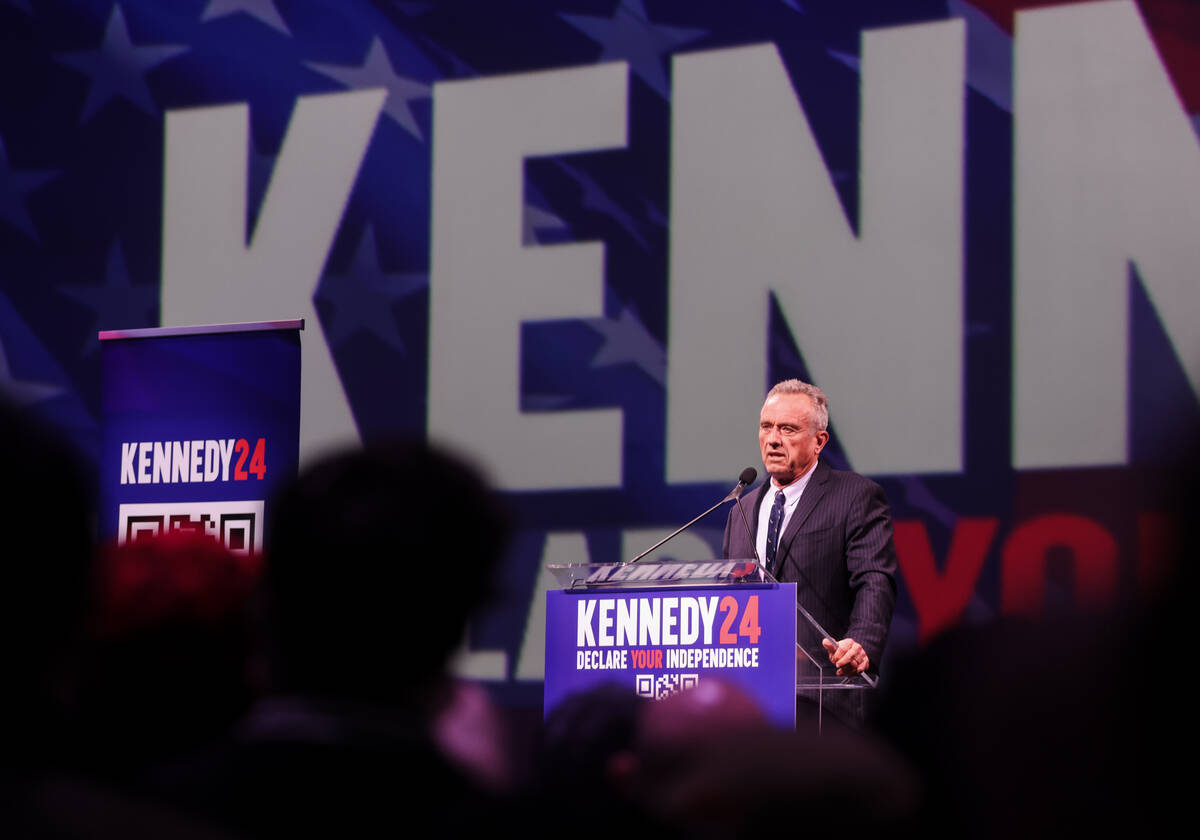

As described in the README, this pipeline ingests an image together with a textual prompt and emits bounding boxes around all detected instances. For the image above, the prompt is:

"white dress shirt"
[756,460,819,566]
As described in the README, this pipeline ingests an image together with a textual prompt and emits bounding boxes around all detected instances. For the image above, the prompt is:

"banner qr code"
[635,673,700,700]
[117,501,264,556]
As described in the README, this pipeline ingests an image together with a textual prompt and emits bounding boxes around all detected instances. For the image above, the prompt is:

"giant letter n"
[1014,1,1200,468]
[667,23,965,483]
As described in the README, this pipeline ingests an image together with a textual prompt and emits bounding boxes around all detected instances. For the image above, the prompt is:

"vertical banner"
[98,321,303,557]
[544,583,797,729]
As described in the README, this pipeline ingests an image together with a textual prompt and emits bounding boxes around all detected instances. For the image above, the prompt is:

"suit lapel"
[777,460,829,559]
[747,482,768,545]
[732,482,769,560]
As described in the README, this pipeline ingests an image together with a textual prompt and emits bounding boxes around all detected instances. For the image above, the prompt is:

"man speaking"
[722,380,898,725]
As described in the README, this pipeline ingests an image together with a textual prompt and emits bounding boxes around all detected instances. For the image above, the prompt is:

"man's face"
[758,393,829,486]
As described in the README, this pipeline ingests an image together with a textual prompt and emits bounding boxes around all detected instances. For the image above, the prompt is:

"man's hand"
[822,637,869,676]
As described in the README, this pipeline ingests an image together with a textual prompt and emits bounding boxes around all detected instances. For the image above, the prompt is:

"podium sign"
[98,320,302,556]
[544,581,797,729]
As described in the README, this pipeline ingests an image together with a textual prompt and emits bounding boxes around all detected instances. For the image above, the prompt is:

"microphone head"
[738,467,757,486]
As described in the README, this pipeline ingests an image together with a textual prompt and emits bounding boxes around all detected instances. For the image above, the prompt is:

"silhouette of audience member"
[543,679,918,837]
[876,615,1137,838]
[1,400,233,836]
[627,679,918,836]
[0,397,257,839]
[0,398,93,770]
[70,530,261,788]
[180,441,514,836]
[874,447,1200,837]
[538,683,651,834]
[0,398,93,831]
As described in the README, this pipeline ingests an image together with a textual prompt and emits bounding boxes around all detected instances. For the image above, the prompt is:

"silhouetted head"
[540,683,645,795]
[0,397,93,754]
[74,530,260,774]
[626,680,917,834]
[264,440,510,704]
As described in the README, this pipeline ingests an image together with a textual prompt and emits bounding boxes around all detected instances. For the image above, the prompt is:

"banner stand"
[98,320,303,556]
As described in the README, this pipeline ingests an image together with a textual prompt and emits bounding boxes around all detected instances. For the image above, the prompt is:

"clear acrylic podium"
[546,559,875,733]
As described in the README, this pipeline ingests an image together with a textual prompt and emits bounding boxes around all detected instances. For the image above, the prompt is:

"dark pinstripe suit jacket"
[721,459,898,674]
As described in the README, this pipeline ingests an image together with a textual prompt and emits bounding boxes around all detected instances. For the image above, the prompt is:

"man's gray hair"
[765,379,829,433]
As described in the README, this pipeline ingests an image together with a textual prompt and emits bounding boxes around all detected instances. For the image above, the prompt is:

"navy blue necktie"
[764,490,786,574]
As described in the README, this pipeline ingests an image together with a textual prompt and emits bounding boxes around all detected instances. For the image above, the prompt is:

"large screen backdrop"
[2,0,1196,704]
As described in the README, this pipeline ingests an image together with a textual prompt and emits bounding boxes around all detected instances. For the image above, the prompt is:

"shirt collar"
[771,460,818,506]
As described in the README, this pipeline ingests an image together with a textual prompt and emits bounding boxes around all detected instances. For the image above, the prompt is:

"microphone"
[627,468,759,564]
[725,467,758,502]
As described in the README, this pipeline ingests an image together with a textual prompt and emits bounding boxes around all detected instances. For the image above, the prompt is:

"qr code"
[117,501,264,556]
[635,673,700,700]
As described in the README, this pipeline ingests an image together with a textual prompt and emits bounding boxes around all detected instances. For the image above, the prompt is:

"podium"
[791,581,878,731]
[544,560,875,732]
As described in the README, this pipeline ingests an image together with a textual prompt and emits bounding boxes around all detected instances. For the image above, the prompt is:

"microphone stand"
[626,472,754,564]
[627,492,739,564]
[736,493,763,569]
